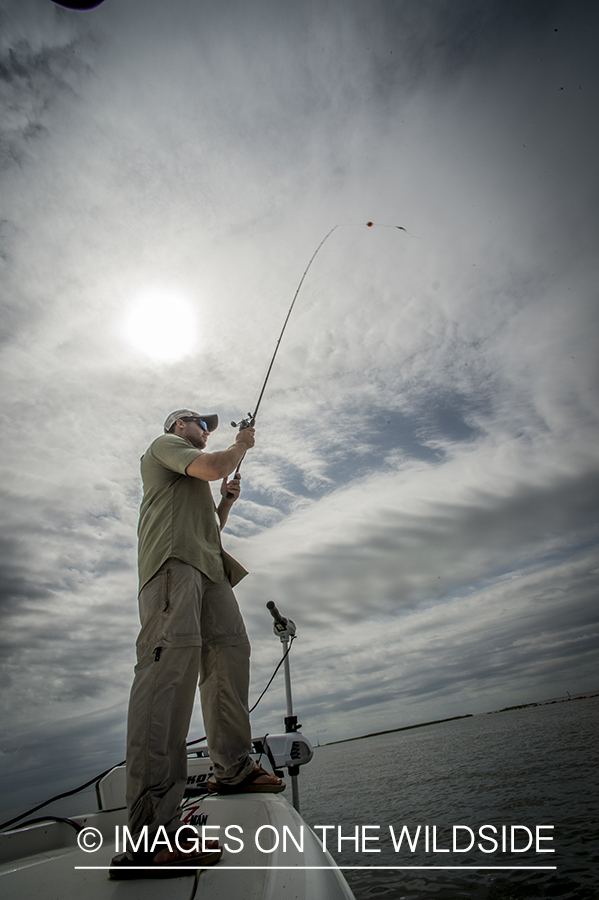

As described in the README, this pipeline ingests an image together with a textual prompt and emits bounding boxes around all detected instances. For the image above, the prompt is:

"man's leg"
[126,645,200,838]
[126,559,204,837]
[198,577,256,784]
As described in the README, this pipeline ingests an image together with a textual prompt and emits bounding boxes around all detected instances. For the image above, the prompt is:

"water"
[3,695,596,899]
[298,696,599,900]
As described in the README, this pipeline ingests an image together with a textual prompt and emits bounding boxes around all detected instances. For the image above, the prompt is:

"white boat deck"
[0,794,355,900]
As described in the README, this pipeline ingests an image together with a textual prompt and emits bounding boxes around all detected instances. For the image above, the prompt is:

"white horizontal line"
[76,865,558,871]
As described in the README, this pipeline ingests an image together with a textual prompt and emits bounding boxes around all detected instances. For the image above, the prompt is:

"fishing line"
[227,221,411,493]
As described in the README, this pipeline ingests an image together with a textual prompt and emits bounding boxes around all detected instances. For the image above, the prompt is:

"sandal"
[109,833,222,880]
[208,763,286,795]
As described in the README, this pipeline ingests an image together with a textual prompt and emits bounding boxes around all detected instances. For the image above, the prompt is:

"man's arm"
[185,428,255,481]
[216,473,241,529]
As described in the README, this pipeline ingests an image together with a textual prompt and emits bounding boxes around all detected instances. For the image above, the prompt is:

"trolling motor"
[175,602,312,816]
[261,600,313,813]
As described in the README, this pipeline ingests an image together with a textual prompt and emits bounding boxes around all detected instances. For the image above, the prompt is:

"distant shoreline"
[325,714,473,745]
[486,690,599,714]
[324,690,599,746]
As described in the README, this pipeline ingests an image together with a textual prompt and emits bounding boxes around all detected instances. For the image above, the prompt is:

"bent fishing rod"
[226,221,411,496]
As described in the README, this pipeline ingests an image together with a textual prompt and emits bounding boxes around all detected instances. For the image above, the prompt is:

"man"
[110,409,283,879]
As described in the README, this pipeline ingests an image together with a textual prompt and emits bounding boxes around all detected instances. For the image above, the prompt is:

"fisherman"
[110,409,284,879]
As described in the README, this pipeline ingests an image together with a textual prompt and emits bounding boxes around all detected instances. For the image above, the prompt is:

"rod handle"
[266,600,287,627]
[225,469,242,500]
[226,414,254,498]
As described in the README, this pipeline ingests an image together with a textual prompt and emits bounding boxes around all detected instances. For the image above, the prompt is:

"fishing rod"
[226,221,410,496]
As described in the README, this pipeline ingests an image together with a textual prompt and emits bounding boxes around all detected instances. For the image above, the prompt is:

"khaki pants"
[126,558,254,837]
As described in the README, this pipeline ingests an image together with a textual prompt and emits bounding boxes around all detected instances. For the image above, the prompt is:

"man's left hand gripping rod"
[226,414,255,499]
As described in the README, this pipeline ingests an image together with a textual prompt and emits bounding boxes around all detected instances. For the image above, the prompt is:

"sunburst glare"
[121,288,199,362]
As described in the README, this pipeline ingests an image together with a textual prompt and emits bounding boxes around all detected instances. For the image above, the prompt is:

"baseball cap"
[163,409,219,433]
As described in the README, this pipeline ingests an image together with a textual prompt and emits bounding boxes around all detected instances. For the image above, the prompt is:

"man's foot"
[109,837,222,879]
[208,763,286,794]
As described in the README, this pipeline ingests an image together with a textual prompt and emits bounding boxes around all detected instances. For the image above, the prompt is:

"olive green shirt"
[137,433,248,592]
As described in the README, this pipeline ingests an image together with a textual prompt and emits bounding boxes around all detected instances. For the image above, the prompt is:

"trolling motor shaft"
[267,600,297,719]
[266,600,304,811]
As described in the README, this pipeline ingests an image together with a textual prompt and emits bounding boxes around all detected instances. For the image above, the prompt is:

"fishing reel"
[231,414,255,431]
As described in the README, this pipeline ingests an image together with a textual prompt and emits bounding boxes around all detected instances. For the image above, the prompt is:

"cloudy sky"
[1,0,598,815]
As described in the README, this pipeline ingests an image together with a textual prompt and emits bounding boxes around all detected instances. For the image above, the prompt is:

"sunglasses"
[183,417,209,431]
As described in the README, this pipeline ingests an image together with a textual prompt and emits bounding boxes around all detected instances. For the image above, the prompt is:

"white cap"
[163,409,219,433]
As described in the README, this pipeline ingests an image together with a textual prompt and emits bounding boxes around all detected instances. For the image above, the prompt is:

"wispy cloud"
[0,0,597,812]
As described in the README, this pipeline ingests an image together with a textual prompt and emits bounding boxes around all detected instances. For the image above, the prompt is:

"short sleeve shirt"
[137,434,234,591]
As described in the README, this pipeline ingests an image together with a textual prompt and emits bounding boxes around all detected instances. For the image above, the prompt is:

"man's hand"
[186,427,255,482]
[221,472,241,502]
[218,472,241,529]
[235,427,255,449]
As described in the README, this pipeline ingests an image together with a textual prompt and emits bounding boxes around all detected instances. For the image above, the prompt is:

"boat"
[0,604,357,899]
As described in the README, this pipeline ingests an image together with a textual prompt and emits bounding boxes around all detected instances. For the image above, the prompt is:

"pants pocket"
[162,568,171,614]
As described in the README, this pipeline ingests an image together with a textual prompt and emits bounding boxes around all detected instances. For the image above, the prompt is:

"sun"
[121,288,199,362]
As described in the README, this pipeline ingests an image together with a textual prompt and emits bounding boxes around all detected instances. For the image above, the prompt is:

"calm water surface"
[298,696,599,900]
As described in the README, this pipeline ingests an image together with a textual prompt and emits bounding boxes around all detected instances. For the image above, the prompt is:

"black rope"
[0,762,125,832]
[6,816,84,833]
[250,636,295,713]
